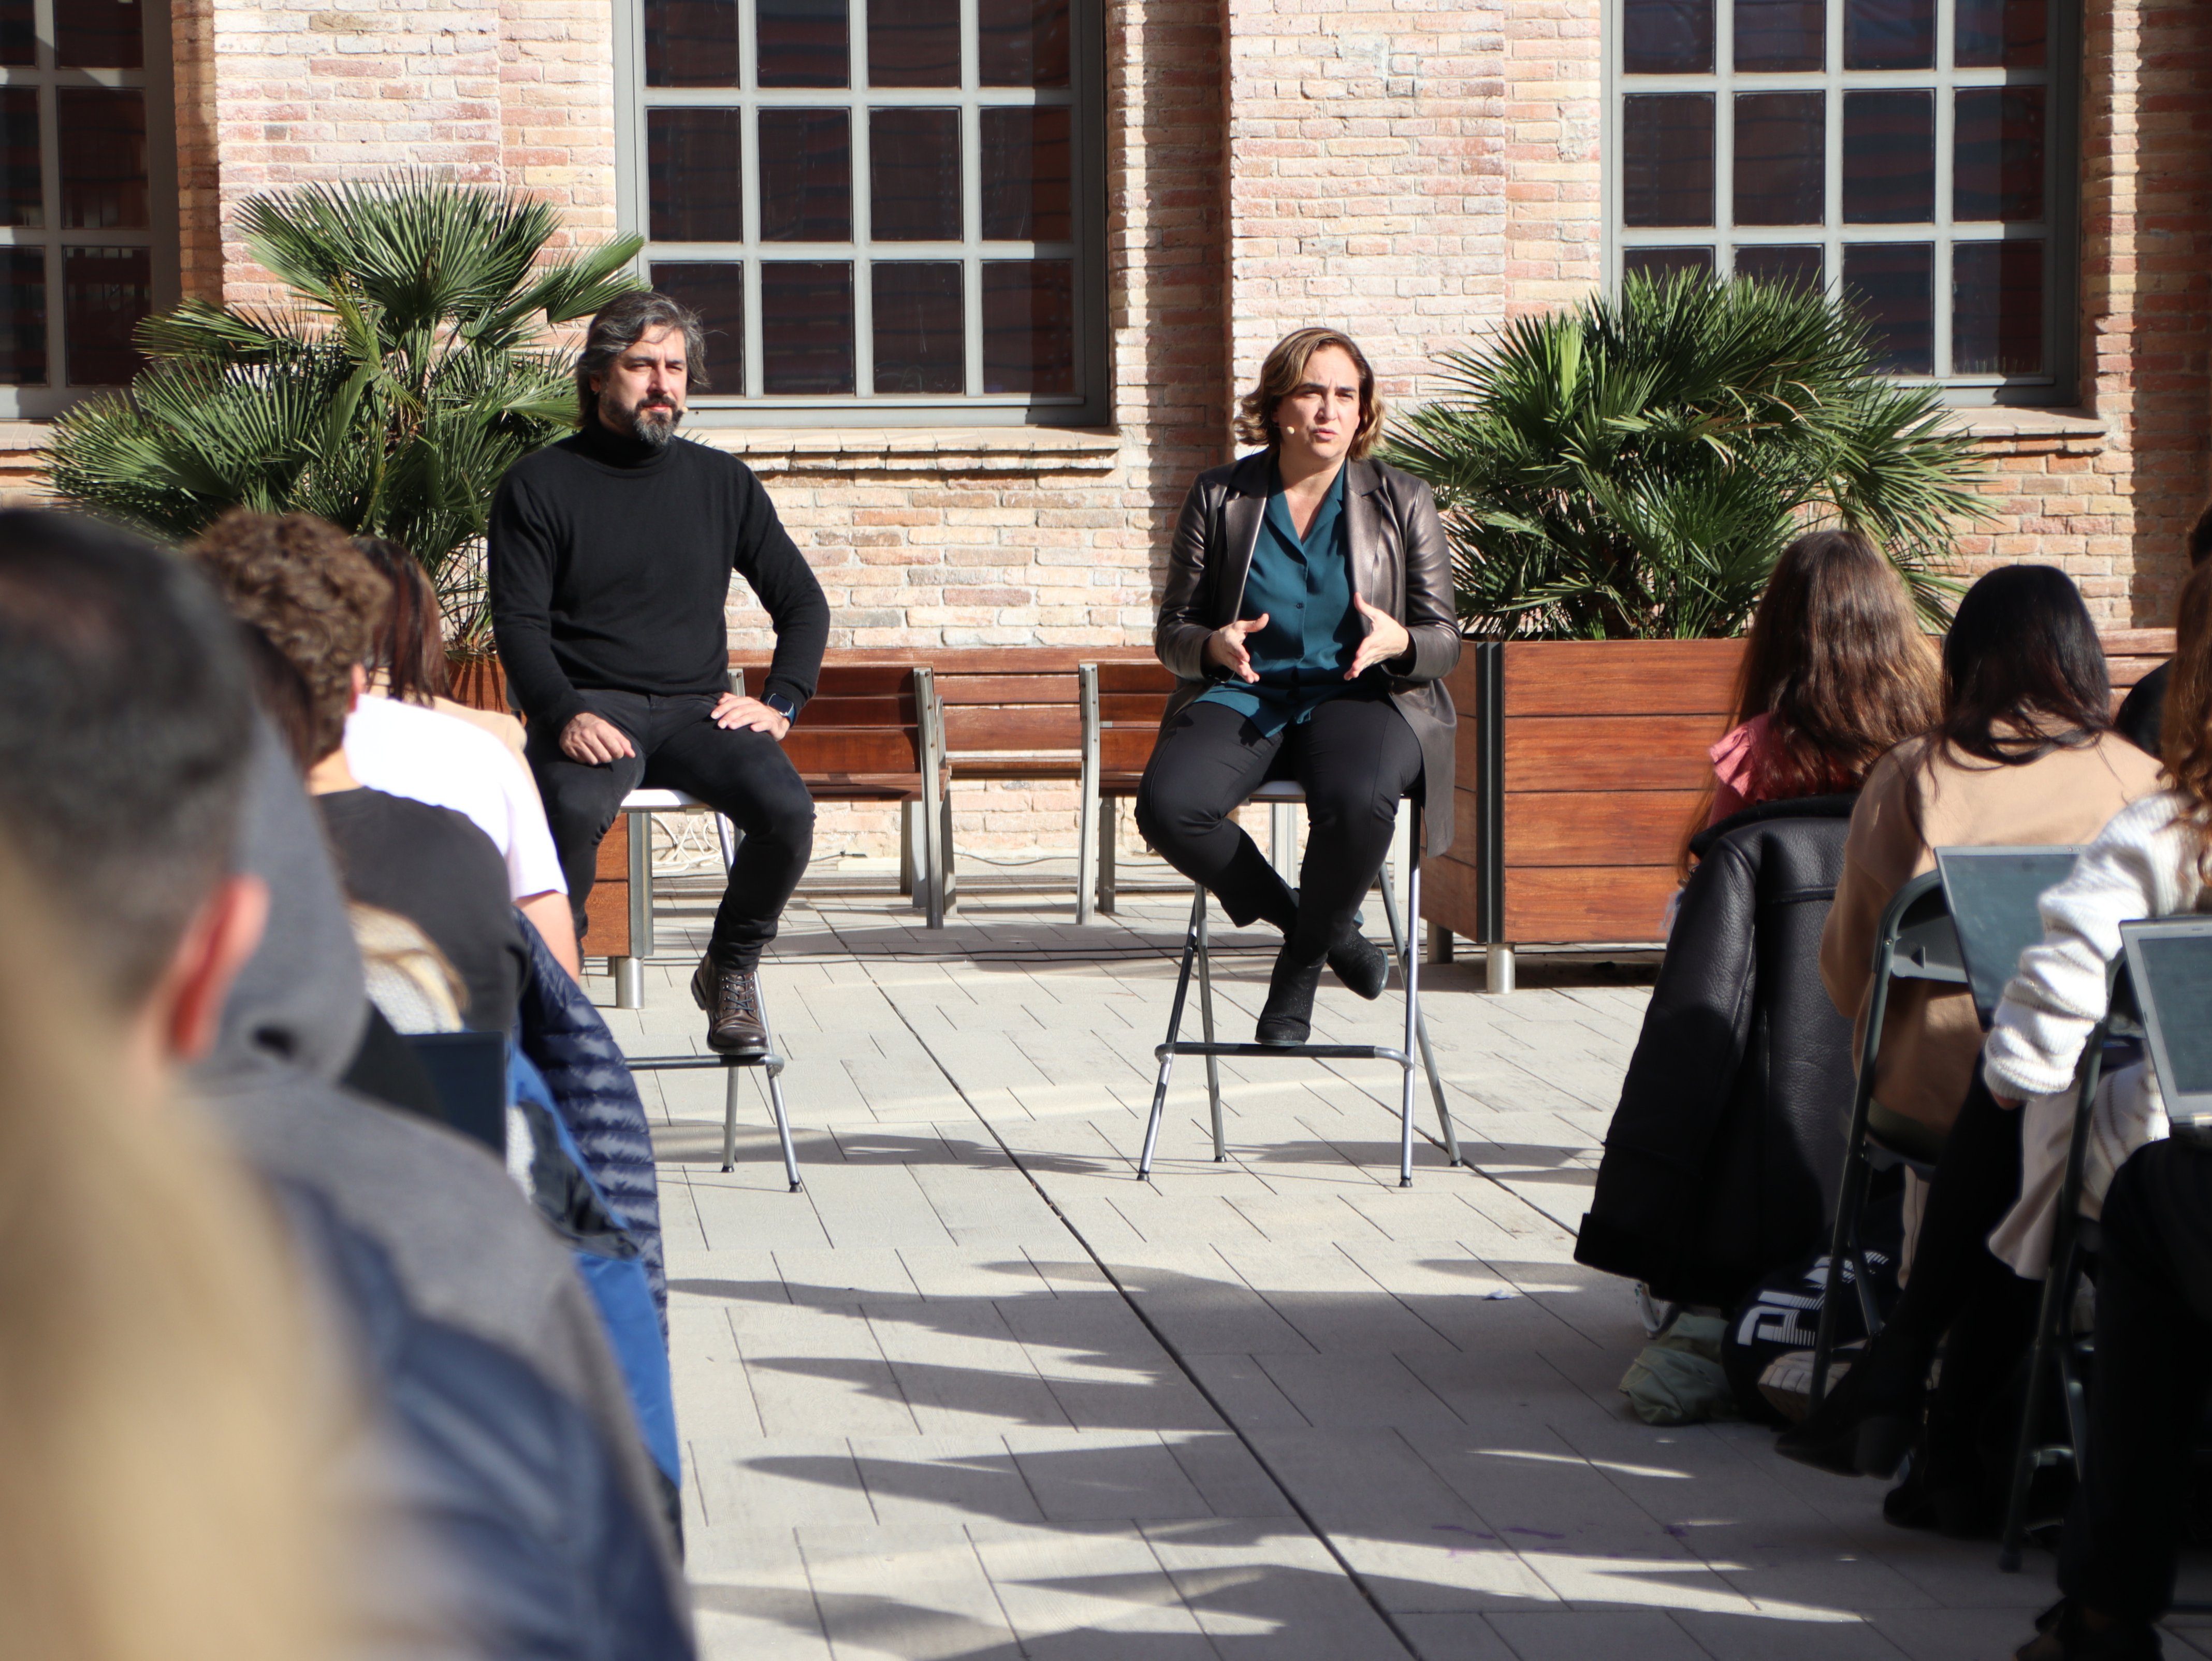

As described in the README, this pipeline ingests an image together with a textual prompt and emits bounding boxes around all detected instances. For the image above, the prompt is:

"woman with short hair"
[1137,327,1460,1044]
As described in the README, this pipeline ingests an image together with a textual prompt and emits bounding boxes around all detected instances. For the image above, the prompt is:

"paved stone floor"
[585,858,2212,1661]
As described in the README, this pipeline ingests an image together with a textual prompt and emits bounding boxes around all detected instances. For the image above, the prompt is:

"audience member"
[347,536,581,977]
[0,850,340,1661]
[188,510,527,1032]
[1985,560,2212,1657]
[2111,498,2212,758]
[0,509,693,1657]
[1697,529,1940,835]
[1781,568,2159,1531]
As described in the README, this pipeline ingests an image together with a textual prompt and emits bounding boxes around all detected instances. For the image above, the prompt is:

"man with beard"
[489,293,829,1055]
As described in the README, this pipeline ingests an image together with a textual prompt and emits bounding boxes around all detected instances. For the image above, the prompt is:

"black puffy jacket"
[1575,795,1858,1309]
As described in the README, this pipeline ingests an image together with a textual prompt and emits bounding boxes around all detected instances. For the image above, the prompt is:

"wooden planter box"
[1421,630,2176,956]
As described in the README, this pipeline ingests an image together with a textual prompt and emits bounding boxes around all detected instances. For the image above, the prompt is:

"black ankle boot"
[1256,947,1325,1044]
[1327,919,1390,1000]
[1774,1354,1925,1478]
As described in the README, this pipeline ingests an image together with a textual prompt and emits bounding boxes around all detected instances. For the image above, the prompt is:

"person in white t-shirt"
[347,538,581,978]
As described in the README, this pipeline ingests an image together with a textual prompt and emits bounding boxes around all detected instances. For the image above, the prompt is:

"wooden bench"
[1083,660,1179,916]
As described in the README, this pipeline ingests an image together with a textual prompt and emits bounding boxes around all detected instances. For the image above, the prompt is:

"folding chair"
[1997,955,2134,1571]
[624,1037,803,1193]
[1808,846,2085,1411]
[1808,869,1964,1408]
[1995,916,2212,1574]
[1134,783,1461,1188]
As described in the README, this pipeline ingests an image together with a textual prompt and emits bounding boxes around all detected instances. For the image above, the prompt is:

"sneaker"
[691,956,769,1058]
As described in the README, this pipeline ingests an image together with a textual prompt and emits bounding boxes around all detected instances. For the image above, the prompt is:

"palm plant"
[1383,272,1987,639]
[43,176,644,651]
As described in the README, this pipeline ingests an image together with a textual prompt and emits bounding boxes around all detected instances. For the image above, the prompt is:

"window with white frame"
[1608,0,2073,403]
[0,0,176,409]
[619,0,1103,424]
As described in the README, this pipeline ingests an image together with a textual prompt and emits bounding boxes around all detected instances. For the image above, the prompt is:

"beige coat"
[1819,730,2163,1135]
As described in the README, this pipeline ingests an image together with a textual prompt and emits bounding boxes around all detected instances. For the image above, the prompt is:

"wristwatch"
[763,692,798,723]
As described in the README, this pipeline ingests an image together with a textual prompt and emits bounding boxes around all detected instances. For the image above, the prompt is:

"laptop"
[1934,846,2085,1027]
[2118,917,2212,1146]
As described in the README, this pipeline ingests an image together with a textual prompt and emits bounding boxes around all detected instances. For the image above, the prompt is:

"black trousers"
[1133,692,1423,964]
[1854,1072,2037,1414]
[527,689,815,973]
[2059,1138,2212,1623]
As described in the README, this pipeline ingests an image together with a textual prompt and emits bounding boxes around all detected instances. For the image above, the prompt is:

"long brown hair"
[2161,561,2212,865]
[1687,529,1939,863]
[352,536,450,705]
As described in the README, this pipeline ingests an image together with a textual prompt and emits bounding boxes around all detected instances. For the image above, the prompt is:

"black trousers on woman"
[1133,691,1424,965]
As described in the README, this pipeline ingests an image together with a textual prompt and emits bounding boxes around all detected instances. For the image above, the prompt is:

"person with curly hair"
[1137,327,1460,1043]
[189,509,527,1033]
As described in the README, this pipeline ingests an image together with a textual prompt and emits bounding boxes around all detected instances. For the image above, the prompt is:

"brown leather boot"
[690,956,769,1058]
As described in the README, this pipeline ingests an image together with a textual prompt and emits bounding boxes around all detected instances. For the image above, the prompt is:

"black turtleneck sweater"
[487,417,831,735]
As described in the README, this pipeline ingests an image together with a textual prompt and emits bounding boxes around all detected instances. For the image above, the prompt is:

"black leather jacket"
[1576,795,1859,1308]
[1154,453,1461,854]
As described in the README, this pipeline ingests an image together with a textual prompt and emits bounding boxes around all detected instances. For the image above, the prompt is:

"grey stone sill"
[1946,406,2107,441]
[0,420,52,450]
[693,426,1123,473]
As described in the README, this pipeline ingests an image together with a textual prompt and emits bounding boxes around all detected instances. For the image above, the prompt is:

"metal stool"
[1135,783,1461,1187]
[614,787,801,1192]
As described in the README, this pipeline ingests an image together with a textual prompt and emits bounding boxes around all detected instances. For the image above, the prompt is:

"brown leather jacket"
[1154,452,1462,854]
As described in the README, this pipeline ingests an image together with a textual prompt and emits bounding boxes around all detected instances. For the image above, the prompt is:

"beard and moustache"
[626,395,681,449]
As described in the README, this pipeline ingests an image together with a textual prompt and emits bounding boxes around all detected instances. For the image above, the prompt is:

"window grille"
[1607,0,2075,402]
[619,0,1104,424]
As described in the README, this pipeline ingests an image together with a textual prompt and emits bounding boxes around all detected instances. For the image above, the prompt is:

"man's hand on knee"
[710,694,791,740]
[560,710,636,764]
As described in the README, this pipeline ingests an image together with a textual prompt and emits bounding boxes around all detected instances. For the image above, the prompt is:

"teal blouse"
[1194,463,1363,735]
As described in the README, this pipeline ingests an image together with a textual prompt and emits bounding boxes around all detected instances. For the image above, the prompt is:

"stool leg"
[1399,897,1419,1191]
[1381,859,1460,1167]
[1138,886,1205,1179]
[613,956,643,1010]
[766,1060,801,1193]
[1196,892,1223,1161]
[722,1064,740,1172]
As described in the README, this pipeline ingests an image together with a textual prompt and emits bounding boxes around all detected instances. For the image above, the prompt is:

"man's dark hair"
[0,511,255,1007]
[574,291,709,424]
[187,510,386,764]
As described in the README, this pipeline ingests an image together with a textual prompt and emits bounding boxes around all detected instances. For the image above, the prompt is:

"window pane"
[1842,90,1933,224]
[0,1,30,66]
[870,108,960,241]
[759,109,851,241]
[64,246,149,385]
[644,0,739,86]
[57,0,142,68]
[761,261,853,393]
[0,89,39,227]
[1734,93,1824,226]
[0,247,44,383]
[981,107,1071,241]
[1845,0,1934,67]
[1622,94,1714,228]
[1953,240,2043,374]
[1954,88,2045,223]
[872,262,963,393]
[1622,0,1712,74]
[1735,244,1824,289]
[1957,0,2045,67]
[1623,247,1717,283]
[647,109,744,242]
[649,262,746,394]
[1735,0,1823,70]
[758,0,848,88]
[58,90,147,230]
[869,0,957,86]
[1843,242,1932,373]
[982,259,1073,394]
[979,0,1071,88]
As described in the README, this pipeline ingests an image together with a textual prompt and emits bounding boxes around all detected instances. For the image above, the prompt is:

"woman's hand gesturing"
[1205,614,1270,684]
[1345,594,1410,678]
